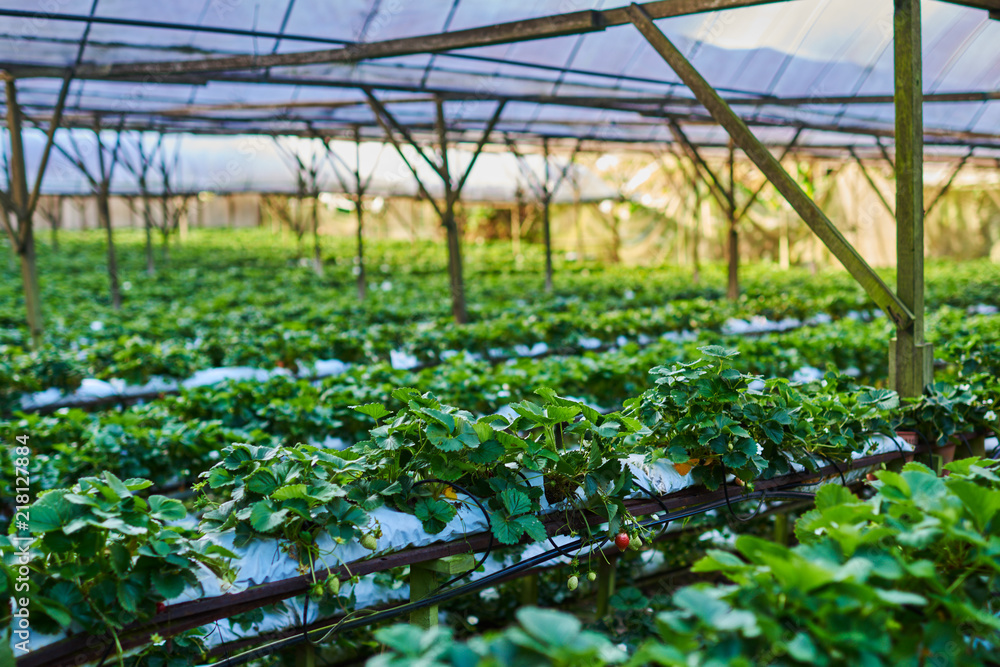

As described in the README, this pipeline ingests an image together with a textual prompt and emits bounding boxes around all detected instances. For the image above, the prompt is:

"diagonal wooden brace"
[628,3,914,330]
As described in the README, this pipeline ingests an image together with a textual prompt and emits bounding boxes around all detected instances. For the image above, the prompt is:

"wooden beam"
[25,74,72,219]
[628,3,913,329]
[71,0,791,78]
[365,93,443,218]
[876,138,896,177]
[365,90,447,182]
[669,121,732,213]
[889,0,932,397]
[452,101,506,200]
[924,148,973,219]
[848,146,895,217]
[725,89,1000,107]
[733,126,802,222]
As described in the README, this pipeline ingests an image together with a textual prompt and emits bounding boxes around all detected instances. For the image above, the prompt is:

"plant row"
[370,458,1000,667]
[5,343,996,662]
[4,231,999,408]
[4,308,997,497]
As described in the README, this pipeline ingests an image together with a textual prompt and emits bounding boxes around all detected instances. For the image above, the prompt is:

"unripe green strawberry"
[360,534,378,551]
[629,535,643,551]
[567,575,579,591]
[587,571,597,582]
[327,577,340,595]
[309,582,324,600]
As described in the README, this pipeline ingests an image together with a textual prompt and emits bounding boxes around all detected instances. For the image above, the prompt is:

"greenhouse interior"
[2,0,1000,665]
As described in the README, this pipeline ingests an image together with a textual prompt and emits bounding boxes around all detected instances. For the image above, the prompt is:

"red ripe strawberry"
[614,532,630,551]
[866,473,877,482]
[156,602,166,614]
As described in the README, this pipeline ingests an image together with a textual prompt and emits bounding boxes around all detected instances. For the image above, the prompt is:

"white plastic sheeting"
[13,308,899,411]
[29,133,621,203]
[0,0,996,155]
[182,432,916,649]
[11,420,925,655]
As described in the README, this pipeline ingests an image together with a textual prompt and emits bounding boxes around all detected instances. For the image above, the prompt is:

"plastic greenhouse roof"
[0,0,997,158]
[29,132,620,202]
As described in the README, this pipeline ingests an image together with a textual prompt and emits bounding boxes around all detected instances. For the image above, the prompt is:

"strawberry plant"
[198,443,370,568]
[635,346,791,489]
[370,459,1000,667]
[368,607,627,667]
[635,348,901,490]
[1,472,233,660]
[899,381,980,446]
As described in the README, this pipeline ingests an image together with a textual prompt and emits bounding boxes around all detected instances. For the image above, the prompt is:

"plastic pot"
[894,430,918,463]
[950,431,986,459]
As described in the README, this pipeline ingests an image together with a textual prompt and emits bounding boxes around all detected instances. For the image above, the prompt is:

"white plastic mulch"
[12,431,922,654]
[16,308,898,412]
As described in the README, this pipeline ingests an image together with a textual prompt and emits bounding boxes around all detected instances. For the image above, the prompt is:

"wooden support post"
[773,513,789,546]
[505,135,579,292]
[51,195,62,252]
[695,190,708,284]
[312,189,323,276]
[3,75,69,349]
[727,140,738,300]
[90,119,123,311]
[779,208,790,269]
[542,138,553,292]
[367,91,504,325]
[520,573,539,606]
[409,553,475,629]
[143,190,154,275]
[542,196,553,291]
[355,128,366,300]
[889,0,933,398]
[628,3,914,330]
[294,644,316,667]
[513,200,522,257]
[573,174,583,260]
[595,559,616,619]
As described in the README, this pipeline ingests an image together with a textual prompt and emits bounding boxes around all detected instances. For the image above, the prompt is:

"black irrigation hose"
[720,461,768,522]
[513,470,597,562]
[92,640,115,667]
[885,433,907,459]
[631,479,673,536]
[956,432,976,459]
[207,490,817,667]
[814,453,848,487]
[409,479,495,592]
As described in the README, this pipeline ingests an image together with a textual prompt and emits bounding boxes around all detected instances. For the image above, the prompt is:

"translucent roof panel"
[13,130,621,202]
[0,0,995,153]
